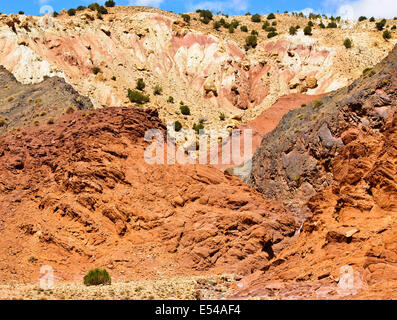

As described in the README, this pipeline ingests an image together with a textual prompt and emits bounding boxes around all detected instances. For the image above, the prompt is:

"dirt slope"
[0,65,93,135]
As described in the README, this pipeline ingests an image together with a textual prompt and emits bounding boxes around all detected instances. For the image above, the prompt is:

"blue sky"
[0,0,396,19]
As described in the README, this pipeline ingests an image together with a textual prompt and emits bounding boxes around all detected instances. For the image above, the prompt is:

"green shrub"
[167,96,174,103]
[228,25,235,33]
[319,22,325,28]
[240,25,248,32]
[304,25,312,35]
[267,31,278,38]
[97,6,108,14]
[358,16,367,21]
[251,14,261,23]
[193,123,204,133]
[181,14,191,23]
[327,22,338,28]
[245,35,257,48]
[174,121,182,132]
[262,21,270,30]
[363,67,376,77]
[199,10,213,21]
[77,6,87,11]
[213,20,222,30]
[391,25,396,30]
[369,17,375,22]
[67,8,76,16]
[128,89,150,104]
[289,26,297,35]
[83,268,111,286]
[383,30,391,40]
[308,20,314,27]
[136,78,146,91]
[343,38,352,49]
[180,105,191,115]
[219,113,225,121]
[92,67,101,75]
[18,11,24,15]
[153,85,163,95]
[272,21,277,26]
[376,19,386,31]
[105,0,115,7]
[111,76,116,81]
[88,3,100,11]
[251,30,258,35]
[267,13,275,20]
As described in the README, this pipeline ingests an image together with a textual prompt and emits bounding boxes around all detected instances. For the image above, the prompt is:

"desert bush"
[251,30,258,35]
[136,78,146,91]
[128,89,150,104]
[343,38,352,48]
[67,8,76,16]
[319,22,325,28]
[180,105,191,115]
[251,14,261,23]
[47,118,54,125]
[174,121,182,132]
[327,22,338,28]
[181,14,191,23]
[363,67,376,77]
[262,21,270,30]
[83,268,111,286]
[267,31,278,38]
[383,30,391,40]
[369,17,375,22]
[267,13,276,20]
[111,76,116,81]
[289,26,297,35]
[19,11,24,15]
[219,113,225,121]
[228,25,235,33]
[105,0,115,7]
[376,19,386,31]
[358,16,367,21]
[213,20,222,30]
[304,25,312,35]
[88,3,100,11]
[77,6,87,11]
[153,85,163,95]
[193,123,204,133]
[265,26,276,32]
[245,35,257,48]
[92,67,101,74]
[272,21,277,26]
[167,96,174,103]
[240,25,248,32]
[391,25,396,30]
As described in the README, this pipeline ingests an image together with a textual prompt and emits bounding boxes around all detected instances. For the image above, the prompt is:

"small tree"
[105,0,115,7]
[83,268,111,286]
[240,25,248,32]
[304,25,312,35]
[92,67,101,74]
[153,85,163,95]
[180,105,191,115]
[343,38,352,48]
[289,26,297,35]
[174,121,182,132]
[262,21,270,30]
[67,8,76,16]
[376,19,386,31]
[267,13,276,20]
[219,113,225,121]
[181,14,191,23]
[213,20,222,30]
[251,14,261,23]
[267,31,278,38]
[245,35,258,48]
[358,16,367,21]
[369,17,375,22]
[383,30,391,40]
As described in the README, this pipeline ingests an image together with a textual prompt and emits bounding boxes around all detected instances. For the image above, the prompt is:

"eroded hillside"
[0,7,395,132]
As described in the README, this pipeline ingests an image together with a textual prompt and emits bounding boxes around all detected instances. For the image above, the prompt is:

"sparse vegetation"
[267,13,276,20]
[213,20,222,30]
[262,21,270,30]
[181,14,191,23]
[167,96,174,103]
[376,19,386,31]
[245,35,258,49]
[66,106,75,114]
[358,16,367,21]
[267,31,278,38]
[193,123,204,133]
[304,25,312,35]
[174,121,182,132]
[105,0,115,7]
[92,67,101,75]
[327,22,338,28]
[198,10,213,24]
[180,105,191,116]
[369,17,375,22]
[289,26,297,35]
[0,116,6,127]
[343,38,352,49]
[47,118,55,125]
[153,85,163,95]
[219,113,225,121]
[240,25,248,32]
[383,30,391,40]
[251,14,261,23]
[363,67,376,77]
[128,89,150,104]
[83,269,111,286]
[312,99,323,108]
[136,78,146,91]
[67,8,76,16]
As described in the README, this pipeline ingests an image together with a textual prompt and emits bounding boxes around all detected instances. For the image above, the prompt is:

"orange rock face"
[0,107,297,283]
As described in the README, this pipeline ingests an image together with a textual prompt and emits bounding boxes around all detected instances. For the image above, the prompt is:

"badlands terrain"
[0,5,396,300]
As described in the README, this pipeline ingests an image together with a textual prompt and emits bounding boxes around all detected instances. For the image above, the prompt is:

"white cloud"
[187,0,249,13]
[129,0,164,7]
[325,0,397,19]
